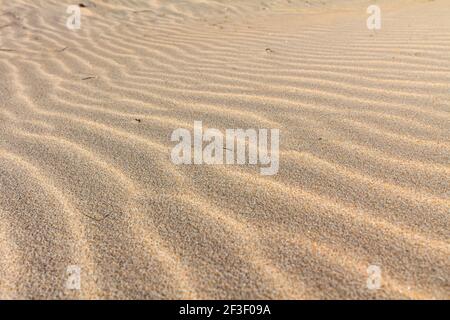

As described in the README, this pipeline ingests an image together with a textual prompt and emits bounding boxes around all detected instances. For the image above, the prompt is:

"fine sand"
[0,0,449,299]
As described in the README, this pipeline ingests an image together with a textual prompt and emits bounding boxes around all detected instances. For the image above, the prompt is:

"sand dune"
[0,0,449,299]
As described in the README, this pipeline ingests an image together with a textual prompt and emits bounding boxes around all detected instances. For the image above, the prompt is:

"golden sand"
[0,0,449,299]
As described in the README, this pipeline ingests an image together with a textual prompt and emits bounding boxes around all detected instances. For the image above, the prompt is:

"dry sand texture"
[0,0,449,299]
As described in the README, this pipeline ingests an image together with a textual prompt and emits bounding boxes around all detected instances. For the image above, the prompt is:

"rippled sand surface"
[0,0,449,299]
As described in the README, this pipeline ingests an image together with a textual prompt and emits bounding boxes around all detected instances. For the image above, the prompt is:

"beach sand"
[0,0,449,299]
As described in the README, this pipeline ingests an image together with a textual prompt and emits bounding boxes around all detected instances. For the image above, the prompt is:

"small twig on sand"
[54,46,68,52]
[81,76,96,80]
[82,212,111,222]
[78,2,96,8]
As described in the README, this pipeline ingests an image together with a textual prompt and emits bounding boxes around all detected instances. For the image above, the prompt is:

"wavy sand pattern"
[0,0,449,299]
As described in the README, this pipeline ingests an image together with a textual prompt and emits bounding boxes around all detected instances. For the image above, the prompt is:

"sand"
[0,0,449,299]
